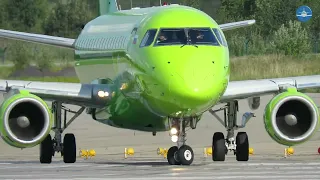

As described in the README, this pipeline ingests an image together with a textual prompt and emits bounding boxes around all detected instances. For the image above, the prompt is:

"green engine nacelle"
[264,87,320,146]
[0,89,53,148]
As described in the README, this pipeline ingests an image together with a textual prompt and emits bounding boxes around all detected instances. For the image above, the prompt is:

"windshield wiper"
[181,28,198,48]
[180,40,198,48]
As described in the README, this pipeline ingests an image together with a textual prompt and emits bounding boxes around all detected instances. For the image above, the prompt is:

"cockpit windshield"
[154,28,220,46]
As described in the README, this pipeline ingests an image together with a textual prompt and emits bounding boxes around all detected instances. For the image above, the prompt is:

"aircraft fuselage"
[73,5,230,132]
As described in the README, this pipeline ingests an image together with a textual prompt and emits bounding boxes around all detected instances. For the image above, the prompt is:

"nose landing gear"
[167,145,194,165]
[167,118,196,165]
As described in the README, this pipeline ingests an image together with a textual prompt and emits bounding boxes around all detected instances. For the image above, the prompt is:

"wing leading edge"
[0,29,75,49]
[0,75,318,110]
[219,20,256,31]
[221,75,320,102]
[0,80,112,108]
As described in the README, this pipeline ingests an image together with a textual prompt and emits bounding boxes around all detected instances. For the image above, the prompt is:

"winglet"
[219,20,256,31]
[99,0,119,15]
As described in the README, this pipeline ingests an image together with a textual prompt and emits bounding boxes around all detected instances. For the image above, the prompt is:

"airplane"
[0,0,319,166]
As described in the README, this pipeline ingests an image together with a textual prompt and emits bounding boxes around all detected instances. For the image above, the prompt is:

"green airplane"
[0,0,320,166]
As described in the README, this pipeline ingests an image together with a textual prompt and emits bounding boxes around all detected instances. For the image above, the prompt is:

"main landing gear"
[166,101,255,165]
[209,101,255,162]
[40,101,85,164]
[166,117,197,165]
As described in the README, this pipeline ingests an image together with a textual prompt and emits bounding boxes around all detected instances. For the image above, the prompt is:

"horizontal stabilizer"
[219,20,256,31]
[0,29,75,49]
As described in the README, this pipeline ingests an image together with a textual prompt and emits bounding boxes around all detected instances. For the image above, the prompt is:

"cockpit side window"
[188,28,219,46]
[154,28,220,46]
[140,29,158,48]
[213,28,228,47]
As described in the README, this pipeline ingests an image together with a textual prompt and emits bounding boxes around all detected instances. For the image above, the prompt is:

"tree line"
[0,0,319,71]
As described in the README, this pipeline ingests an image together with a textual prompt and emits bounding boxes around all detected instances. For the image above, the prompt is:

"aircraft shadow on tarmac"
[0,160,171,166]
[94,161,174,166]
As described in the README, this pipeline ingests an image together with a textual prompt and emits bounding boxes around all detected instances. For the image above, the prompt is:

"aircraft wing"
[219,20,256,31]
[0,29,75,49]
[221,75,320,102]
[0,80,111,108]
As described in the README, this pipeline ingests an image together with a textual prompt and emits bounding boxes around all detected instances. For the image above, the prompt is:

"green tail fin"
[99,0,119,15]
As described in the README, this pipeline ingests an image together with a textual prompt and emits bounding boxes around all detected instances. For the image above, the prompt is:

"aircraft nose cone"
[146,46,228,115]
[169,71,213,98]
[168,64,216,109]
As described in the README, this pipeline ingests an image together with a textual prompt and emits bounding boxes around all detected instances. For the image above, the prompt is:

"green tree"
[271,20,311,56]
[216,0,256,23]
[181,0,200,9]
[0,0,9,28]
[32,46,55,74]
[44,1,70,37]
[299,0,320,40]
[44,0,95,38]
[254,0,302,37]
[8,42,32,70]
[2,0,49,33]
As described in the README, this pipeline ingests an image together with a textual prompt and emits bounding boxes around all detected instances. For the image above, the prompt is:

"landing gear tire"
[177,145,194,165]
[63,133,76,163]
[212,132,226,161]
[167,146,180,165]
[40,134,53,164]
[236,132,249,161]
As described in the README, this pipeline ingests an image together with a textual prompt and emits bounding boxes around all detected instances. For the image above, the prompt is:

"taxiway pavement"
[1,156,320,179]
[0,93,319,179]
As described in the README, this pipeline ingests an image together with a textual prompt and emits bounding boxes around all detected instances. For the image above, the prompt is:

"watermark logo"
[296,5,312,22]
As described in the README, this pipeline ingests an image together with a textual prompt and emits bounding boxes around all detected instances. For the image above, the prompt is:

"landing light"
[171,135,178,142]
[120,83,128,90]
[170,128,178,135]
[98,91,109,98]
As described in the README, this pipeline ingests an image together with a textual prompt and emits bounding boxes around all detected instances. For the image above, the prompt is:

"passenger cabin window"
[213,28,227,47]
[154,28,220,46]
[140,29,157,47]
